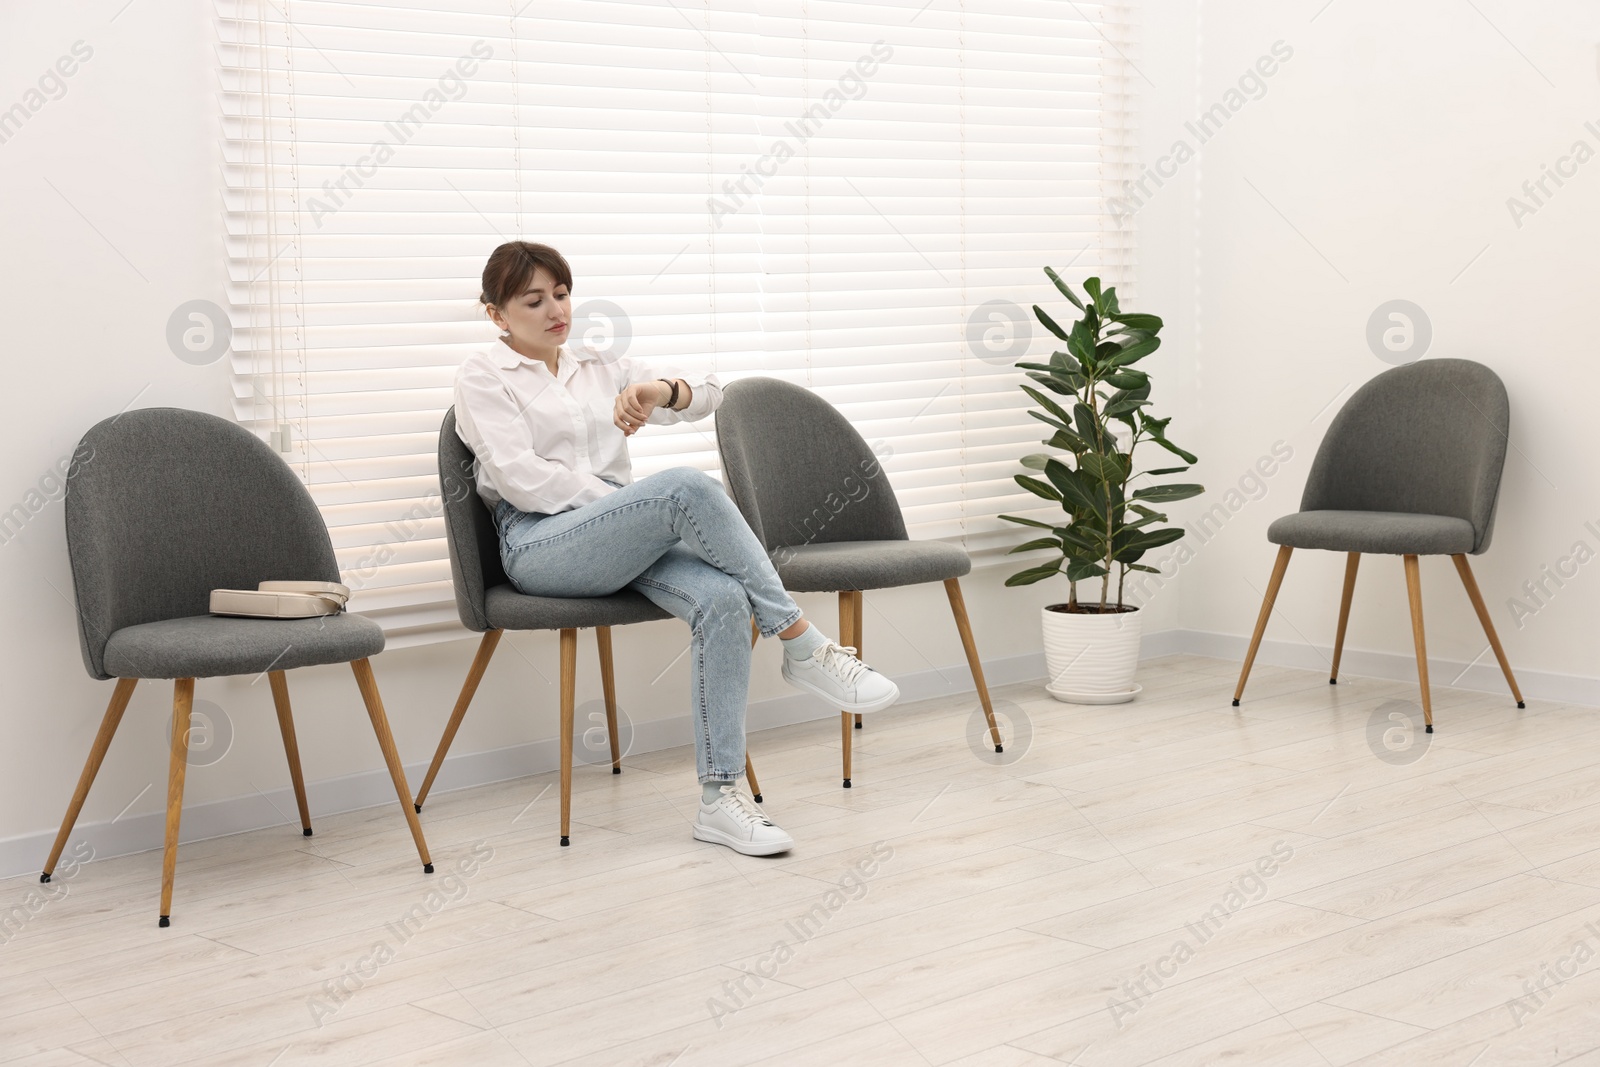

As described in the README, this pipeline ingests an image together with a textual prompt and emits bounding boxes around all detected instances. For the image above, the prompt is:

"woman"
[453,241,899,857]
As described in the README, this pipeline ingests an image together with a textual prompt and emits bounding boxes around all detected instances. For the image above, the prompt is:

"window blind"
[217,0,1136,646]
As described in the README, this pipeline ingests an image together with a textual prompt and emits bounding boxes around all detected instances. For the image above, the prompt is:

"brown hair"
[479,241,573,309]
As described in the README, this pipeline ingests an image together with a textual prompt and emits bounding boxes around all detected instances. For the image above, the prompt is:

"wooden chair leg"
[1403,555,1434,732]
[745,754,763,803]
[1453,554,1526,708]
[946,577,1003,752]
[414,629,502,811]
[268,671,312,836]
[1330,552,1360,685]
[839,591,855,788]
[159,678,196,927]
[349,658,434,872]
[42,677,137,881]
[744,618,764,803]
[853,591,864,731]
[1233,545,1293,706]
[596,626,622,774]
[559,628,577,845]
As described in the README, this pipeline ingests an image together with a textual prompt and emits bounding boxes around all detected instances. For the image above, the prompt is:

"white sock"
[702,781,730,804]
[780,622,827,659]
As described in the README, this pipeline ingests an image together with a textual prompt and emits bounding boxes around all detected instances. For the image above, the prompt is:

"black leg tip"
[842,779,852,789]
[1329,678,1337,685]
[1425,724,1434,734]
[855,721,862,729]
[753,794,763,803]
[158,915,170,928]
[1231,699,1240,707]
[1518,701,1526,709]
[995,744,1004,753]
[414,803,422,813]
[559,836,570,847]
[612,766,621,774]
[423,863,434,874]
[39,873,50,884]
[303,827,313,837]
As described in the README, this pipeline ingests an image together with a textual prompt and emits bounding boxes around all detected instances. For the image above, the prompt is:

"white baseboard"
[1160,628,1600,708]
[8,629,1591,880]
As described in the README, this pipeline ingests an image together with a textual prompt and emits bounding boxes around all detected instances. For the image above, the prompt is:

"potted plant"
[999,268,1202,703]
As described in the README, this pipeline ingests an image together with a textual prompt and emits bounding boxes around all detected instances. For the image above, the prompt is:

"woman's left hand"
[614,381,669,435]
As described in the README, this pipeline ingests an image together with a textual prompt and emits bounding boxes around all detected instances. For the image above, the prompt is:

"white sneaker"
[782,638,900,713]
[694,785,794,856]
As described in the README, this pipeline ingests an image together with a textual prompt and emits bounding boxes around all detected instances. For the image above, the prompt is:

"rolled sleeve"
[454,366,616,515]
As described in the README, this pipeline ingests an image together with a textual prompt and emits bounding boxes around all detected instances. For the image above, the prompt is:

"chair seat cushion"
[483,585,672,631]
[774,539,971,592]
[1267,510,1476,555]
[102,612,385,679]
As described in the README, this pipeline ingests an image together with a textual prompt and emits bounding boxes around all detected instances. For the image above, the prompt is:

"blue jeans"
[493,467,804,783]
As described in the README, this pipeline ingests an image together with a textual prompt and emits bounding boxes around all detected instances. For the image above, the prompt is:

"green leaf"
[1147,432,1199,465]
[1145,465,1190,476]
[1118,526,1187,554]
[1103,388,1150,417]
[1140,413,1200,465]
[1104,336,1161,368]
[1083,277,1103,305]
[1131,483,1205,503]
[1067,319,1098,368]
[1078,451,1125,486]
[1020,453,1052,470]
[1066,558,1108,582]
[1127,563,1161,573]
[1104,368,1149,390]
[1044,266,1085,310]
[1073,403,1100,446]
[1100,286,1120,316]
[1129,503,1168,521]
[1060,524,1106,554]
[1110,312,1163,331]
[1005,561,1064,587]
[1022,372,1079,397]
[1008,537,1062,555]
[999,513,1058,529]
[1021,385,1073,426]
[1028,409,1071,434]
[1033,304,1071,343]
[1047,428,1092,453]
[1015,474,1063,503]
[1045,459,1106,520]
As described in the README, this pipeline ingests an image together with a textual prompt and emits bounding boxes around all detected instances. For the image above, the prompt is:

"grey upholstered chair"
[412,410,767,846]
[44,408,433,927]
[715,377,1004,788]
[1233,358,1524,730]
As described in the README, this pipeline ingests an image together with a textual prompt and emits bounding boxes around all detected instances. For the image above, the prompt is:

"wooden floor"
[4,654,1600,1066]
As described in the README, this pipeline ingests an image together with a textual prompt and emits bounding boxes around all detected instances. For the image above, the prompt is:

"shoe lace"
[718,785,773,827]
[815,640,868,687]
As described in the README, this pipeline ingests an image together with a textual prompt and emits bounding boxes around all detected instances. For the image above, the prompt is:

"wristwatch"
[658,378,680,410]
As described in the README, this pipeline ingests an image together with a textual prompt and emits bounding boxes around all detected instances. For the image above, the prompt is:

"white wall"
[0,0,1075,874]
[1137,0,1600,701]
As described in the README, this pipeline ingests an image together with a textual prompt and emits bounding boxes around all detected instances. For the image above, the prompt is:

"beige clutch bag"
[210,581,351,618]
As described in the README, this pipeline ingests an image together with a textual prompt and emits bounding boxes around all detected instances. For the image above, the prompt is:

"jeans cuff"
[700,771,741,784]
[759,606,804,640]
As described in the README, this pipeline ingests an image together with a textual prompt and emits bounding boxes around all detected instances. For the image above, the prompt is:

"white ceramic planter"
[1041,604,1142,703]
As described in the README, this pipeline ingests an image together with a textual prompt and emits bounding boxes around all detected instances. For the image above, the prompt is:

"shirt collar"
[488,338,598,373]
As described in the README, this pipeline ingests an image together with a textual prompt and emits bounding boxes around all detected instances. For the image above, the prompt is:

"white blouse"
[452,338,723,515]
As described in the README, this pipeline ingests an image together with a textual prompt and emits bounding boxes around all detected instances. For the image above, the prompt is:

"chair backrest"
[438,408,506,632]
[715,377,907,551]
[64,407,340,680]
[1300,358,1510,553]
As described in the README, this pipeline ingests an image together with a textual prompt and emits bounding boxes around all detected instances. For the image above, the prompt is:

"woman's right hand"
[614,380,668,435]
